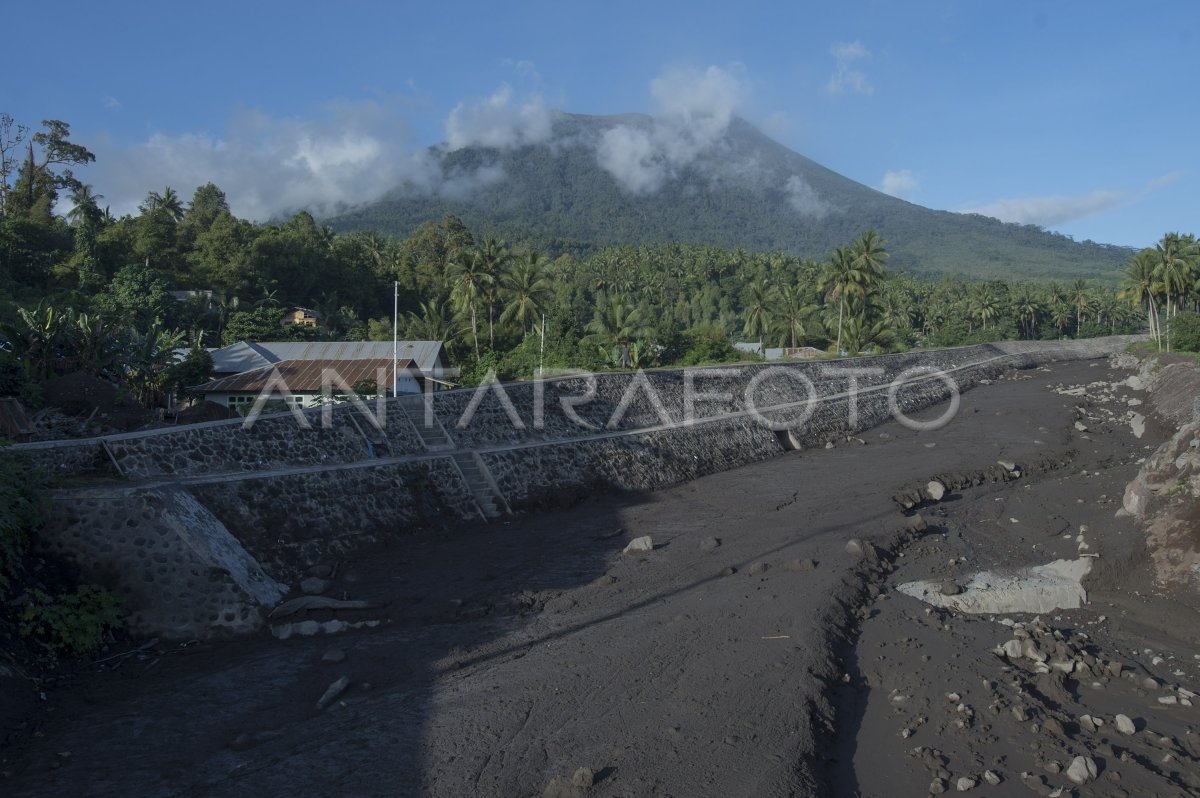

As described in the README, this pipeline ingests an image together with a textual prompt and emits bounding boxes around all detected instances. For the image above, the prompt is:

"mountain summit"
[326,113,1129,279]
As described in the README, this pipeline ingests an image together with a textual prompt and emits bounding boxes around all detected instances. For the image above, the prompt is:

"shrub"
[18,585,124,661]
[1167,312,1200,353]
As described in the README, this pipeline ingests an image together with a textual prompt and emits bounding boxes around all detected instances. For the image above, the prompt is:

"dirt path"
[3,359,1192,797]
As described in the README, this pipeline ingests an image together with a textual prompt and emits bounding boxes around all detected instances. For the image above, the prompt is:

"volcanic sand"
[4,358,1199,797]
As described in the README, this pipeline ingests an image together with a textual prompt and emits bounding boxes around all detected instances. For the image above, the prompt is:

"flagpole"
[392,281,398,397]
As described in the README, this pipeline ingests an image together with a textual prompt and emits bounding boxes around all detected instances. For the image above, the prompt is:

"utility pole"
[539,313,546,377]
[392,281,398,397]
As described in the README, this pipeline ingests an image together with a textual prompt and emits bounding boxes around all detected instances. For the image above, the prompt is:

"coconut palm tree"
[772,284,820,348]
[499,251,552,334]
[817,246,865,354]
[585,299,650,368]
[1070,279,1091,333]
[140,186,184,221]
[1012,287,1042,340]
[1119,249,1162,347]
[741,279,775,340]
[404,298,461,343]
[66,184,103,227]
[447,250,494,358]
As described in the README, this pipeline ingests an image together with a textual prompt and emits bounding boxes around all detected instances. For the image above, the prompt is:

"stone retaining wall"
[40,486,286,637]
[23,336,1139,639]
[187,457,478,582]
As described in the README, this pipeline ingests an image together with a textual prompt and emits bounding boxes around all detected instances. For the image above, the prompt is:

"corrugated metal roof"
[209,341,278,374]
[208,340,446,374]
[193,358,414,394]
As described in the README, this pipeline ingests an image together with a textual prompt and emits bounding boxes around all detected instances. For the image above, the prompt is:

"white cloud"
[596,64,749,194]
[444,82,554,151]
[597,125,668,194]
[827,41,873,96]
[85,100,443,221]
[879,169,919,200]
[964,173,1183,227]
[784,175,831,218]
[964,189,1125,226]
[101,94,122,111]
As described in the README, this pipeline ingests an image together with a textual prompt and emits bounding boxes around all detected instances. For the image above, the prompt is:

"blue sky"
[8,0,1197,248]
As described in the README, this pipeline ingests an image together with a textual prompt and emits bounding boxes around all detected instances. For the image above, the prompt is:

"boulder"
[623,536,653,554]
[1066,756,1097,785]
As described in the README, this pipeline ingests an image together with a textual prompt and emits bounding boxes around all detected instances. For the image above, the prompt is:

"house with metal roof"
[207,340,452,384]
[191,357,423,412]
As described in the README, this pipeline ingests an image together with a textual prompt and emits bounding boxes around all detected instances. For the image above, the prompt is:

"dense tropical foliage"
[0,113,1164,407]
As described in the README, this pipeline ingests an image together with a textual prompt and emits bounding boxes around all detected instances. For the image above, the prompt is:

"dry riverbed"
[3,357,1198,797]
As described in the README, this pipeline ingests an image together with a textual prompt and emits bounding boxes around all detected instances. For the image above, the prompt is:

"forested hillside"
[327,114,1131,281]
[0,113,1166,414]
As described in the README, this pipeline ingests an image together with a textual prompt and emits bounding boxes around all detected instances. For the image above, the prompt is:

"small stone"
[929,778,947,794]
[746,561,770,576]
[997,460,1017,472]
[316,676,351,710]
[623,536,653,554]
[1066,755,1097,785]
[1079,715,1097,733]
[927,481,946,501]
[698,536,721,553]
[983,770,1001,786]
[1002,640,1024,659]
[905,514,929,532]
[955,775,977,791]
[784,558,817,572]
[1075,421,1089,432]
[321,648,346,664]
[572,767,594,788]
[300,577,332,595]
[1114,714,1136,735]
[939,581,963,596]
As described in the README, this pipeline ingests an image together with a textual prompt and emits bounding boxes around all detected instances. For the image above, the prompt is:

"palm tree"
[66,184,104,227]
[967,284,1002,331]
[772,284,820,348]
[447,250,494,358]
[1070,279,1091,333]
[840,315,895,355]
[404,298,461,343]
[851,230,889,284]
[1012,287,1042,339]
[585,299,650,368]
[1119,249,1161,347]
[1154,233,1192,321]
[817,246,863,354]
[140,186,184,221]
[741,279,775,340]
[499,251,552,334]
[478,238,509,347]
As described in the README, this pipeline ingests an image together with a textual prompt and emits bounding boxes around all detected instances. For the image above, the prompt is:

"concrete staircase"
[452,452,505,519]
[347,408,390,458]
[399,396,507,520]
